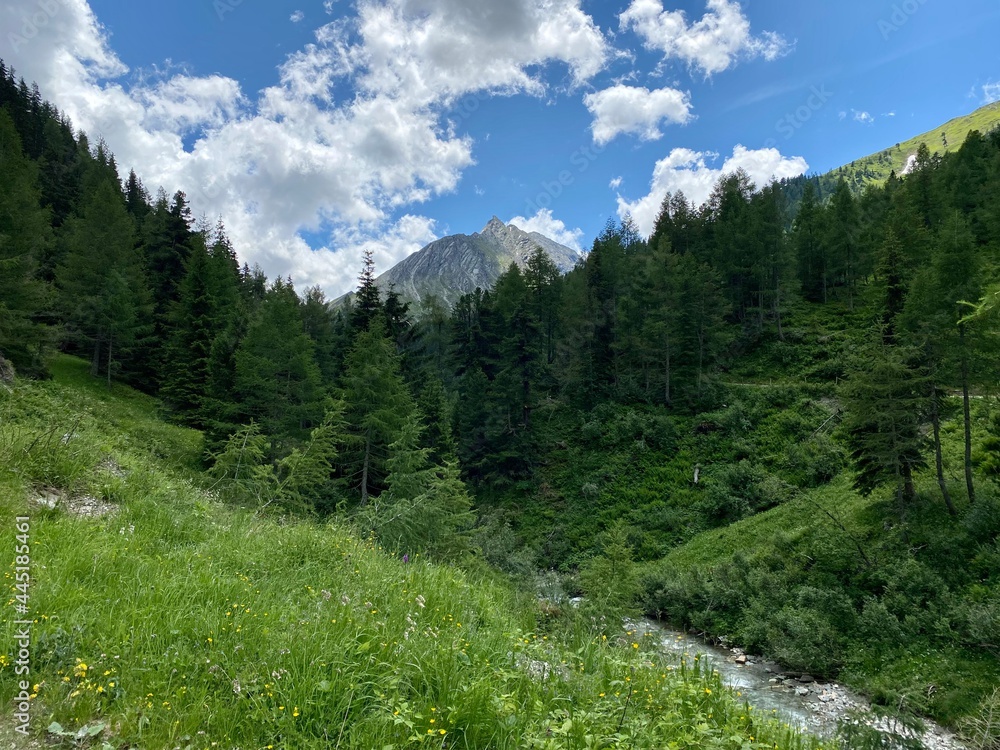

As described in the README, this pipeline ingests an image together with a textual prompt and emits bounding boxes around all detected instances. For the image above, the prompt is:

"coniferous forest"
[3,61,1000,747]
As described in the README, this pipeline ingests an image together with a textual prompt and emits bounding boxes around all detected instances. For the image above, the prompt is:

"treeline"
[4,61,1000,560]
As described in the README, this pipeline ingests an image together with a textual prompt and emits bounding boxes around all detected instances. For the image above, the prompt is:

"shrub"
[767,606,844,675]
[857,598,904,645]
[786,434,847,487]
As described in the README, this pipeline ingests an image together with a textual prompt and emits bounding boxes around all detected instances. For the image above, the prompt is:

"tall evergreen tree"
[841,342,929,520]
[300,286,338,384]
[233,278,323,448]
[0,109,52,375]
[826,179,861,308]
[352,248,382,331]
[56,176,152,381]
[339,316,416,505]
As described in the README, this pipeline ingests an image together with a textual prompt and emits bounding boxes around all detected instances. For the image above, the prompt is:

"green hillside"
[821,100,1000,191]
[0,356,822,749]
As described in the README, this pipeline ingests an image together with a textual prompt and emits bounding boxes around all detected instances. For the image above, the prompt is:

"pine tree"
[300,286,338,384]
[0,109,52,376]
[932,213,984,504]
[161,234,215,424]
[352,248,382,331]
[827,179,861,307]
[636,235,682,406]
[339,316,416,505]
[874,229,908,345]
[233,278,323,449]
[841,342,929,519]
[124,169,150,223]
[56,176,152,381]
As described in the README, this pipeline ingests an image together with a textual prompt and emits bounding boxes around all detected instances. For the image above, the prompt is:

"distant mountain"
[819,101,1000,192]
[365,217,581,309]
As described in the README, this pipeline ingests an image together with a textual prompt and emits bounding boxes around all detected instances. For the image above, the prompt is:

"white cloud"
[0,0,610,296]
[290,10,305,23]
[508,208,584,251]
[584,84,692,144]
[620,0,791,77]
[134,75,246,134]
[354,0,609,103]
[328,214,440,293]
[853,110,874,125]
[983,82,1000,105]
[617,145,808,236]
[609,176,623,189]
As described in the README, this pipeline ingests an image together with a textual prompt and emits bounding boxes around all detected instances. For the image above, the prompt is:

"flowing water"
[633,619,840,736]
[633,619,967,749]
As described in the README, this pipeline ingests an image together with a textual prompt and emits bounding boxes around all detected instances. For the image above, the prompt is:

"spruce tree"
[56,176,152,381]
[0,109,52,376]
[300,286,338,383]
[841,342,929,519]
[363,412,474,560]
[339,316,416,505]
[233,278,323,448]
[352,248,382,331]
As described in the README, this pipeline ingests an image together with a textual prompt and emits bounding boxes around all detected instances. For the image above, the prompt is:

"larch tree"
[0,108,52,376]
[56,175,152,382]
[339,315,416,505]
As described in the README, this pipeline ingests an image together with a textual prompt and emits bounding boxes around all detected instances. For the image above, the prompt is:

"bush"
[579,404,675,452]
[786,434,847,487]
[964,492,1000,545]
[767,606,844,675]
[580,523,640,615]
[697,461,792,523]
[857,598,904,645]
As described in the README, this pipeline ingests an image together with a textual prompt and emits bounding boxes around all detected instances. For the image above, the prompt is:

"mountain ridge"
[819,100,1000,191]
[357,216,581,309]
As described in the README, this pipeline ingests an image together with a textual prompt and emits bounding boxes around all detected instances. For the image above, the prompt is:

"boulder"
[0,354,14,385]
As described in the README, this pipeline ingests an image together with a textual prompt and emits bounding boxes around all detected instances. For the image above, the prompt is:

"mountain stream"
[632,618,968,750]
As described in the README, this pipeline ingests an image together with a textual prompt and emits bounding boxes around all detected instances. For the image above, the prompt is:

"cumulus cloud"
[620,0,790,77]
[609,176,623,189]
[508,208,585,251]
[0,0,611,296]
[327,215,440,293]
[584,84,692,144]
[982,82,1000,105]
[290,10,305,23]
[853,110,874,125]
[617,145,808,235]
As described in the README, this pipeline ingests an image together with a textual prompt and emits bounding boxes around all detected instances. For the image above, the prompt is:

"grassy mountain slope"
[822,101,1000,192]
[0,356,824,749]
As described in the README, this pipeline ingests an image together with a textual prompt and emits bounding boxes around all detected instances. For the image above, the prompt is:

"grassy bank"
[1,356,825,749]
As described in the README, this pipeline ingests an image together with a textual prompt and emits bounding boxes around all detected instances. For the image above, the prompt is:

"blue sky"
[2,0,999,297]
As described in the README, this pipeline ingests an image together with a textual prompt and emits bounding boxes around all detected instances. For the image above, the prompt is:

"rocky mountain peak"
[356,215,582,309]
[482,215,506,233]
